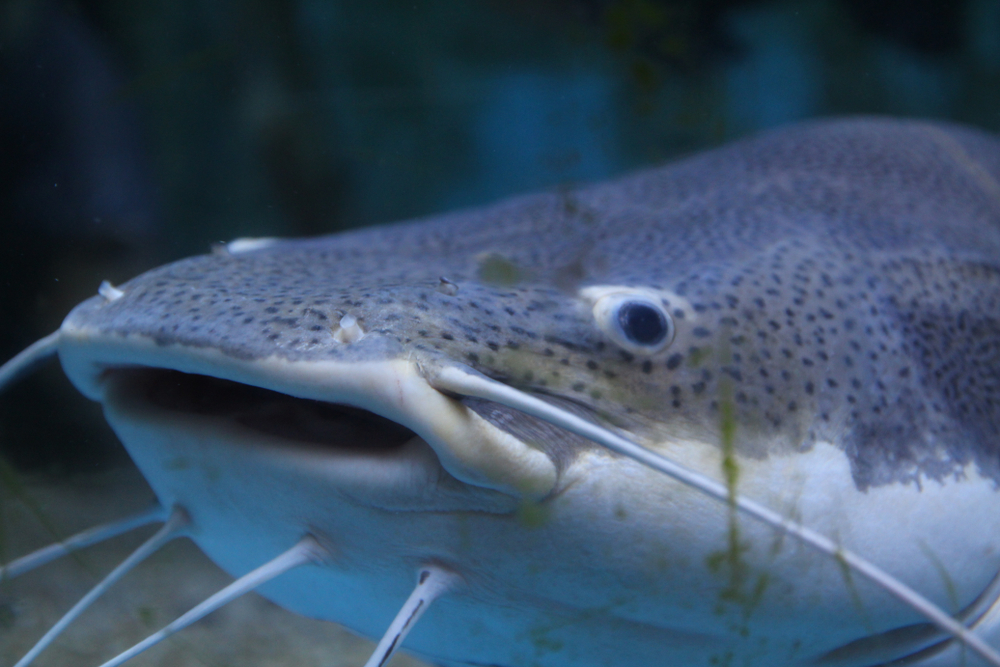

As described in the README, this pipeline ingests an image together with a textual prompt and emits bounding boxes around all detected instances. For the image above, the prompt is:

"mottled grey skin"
[65,117,1000,490]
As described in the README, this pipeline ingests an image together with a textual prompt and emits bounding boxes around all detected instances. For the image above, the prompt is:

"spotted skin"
[64,117,1000,491]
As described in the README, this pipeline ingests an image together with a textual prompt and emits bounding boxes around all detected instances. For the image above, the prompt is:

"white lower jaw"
[97,374,737,667]
[94,384,768,667]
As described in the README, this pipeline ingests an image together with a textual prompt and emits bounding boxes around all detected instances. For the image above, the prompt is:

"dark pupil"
[618,302,667,345]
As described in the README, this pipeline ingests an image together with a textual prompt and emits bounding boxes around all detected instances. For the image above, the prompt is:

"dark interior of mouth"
[107,367,417,451]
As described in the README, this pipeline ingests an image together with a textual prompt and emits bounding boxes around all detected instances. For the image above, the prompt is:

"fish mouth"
[110,367,420,455]
[57,322,559,514]
[99,365,524,514]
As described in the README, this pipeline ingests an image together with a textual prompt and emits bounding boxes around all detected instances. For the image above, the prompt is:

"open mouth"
[56,323,561,500]
[96,363,535,517]
[107,367,419,453]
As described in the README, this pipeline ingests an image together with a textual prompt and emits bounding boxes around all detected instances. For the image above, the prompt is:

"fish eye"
[591,293,675,354]
[617,301,670,345]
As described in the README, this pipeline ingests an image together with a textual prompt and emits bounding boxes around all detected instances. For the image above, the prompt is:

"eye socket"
[591,292,675,354]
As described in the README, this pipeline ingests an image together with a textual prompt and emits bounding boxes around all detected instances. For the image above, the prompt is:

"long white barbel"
[0,332,168,579]
[0,331,60,393]
[430,365,1000,667]
[15,507,188,667]
[96,536,328,667]
[0,505,167,581]
[363,565,462,667]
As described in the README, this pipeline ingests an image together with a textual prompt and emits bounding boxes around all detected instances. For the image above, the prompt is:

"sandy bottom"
[0,466,433,667]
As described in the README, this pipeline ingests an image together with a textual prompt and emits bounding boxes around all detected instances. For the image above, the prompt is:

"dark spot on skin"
[642,360,653,374]
[586,360,599,371]
[441,332,454,341]
[692,382,706,394]
[572,383,586,392]
[467,352,479,363]
[666,353,683,370]
[542,334,575,348]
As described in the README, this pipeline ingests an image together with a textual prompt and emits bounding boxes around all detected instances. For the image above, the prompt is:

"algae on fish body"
[704,343,769,636]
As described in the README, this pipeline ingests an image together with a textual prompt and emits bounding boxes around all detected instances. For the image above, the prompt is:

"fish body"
[27,117,1000,665]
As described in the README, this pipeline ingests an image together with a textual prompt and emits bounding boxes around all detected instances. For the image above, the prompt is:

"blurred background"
[2,0,1000,473]
[1,1,999,664]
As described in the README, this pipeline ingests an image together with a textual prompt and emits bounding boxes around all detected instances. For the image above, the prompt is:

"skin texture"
[45,117,1000,667]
